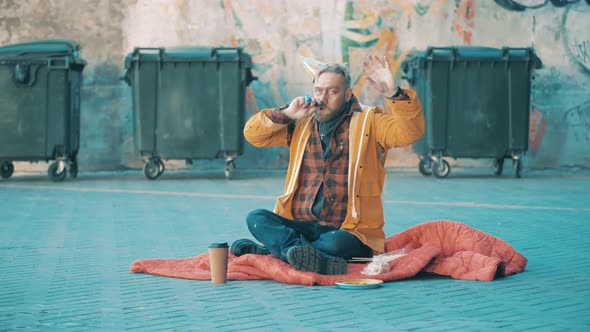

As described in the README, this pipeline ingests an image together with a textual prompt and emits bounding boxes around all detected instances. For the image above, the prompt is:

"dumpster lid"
[164,46,242,57]
[455,46,504,58]
[426,46,503,59]
[164,46,217,57]
[425,46,538,61]
[126,46,244,64]
[0,39,81,58]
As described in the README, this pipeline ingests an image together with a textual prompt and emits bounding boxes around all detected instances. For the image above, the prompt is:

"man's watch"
[386,85,406,100]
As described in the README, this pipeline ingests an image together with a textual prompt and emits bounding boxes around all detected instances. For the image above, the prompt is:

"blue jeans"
[246,209,372,261]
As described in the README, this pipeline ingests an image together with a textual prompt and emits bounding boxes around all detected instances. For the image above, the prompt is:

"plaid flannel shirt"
[270,96,363,229]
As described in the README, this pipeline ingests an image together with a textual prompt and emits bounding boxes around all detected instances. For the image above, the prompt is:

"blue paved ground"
[1,167,589,331]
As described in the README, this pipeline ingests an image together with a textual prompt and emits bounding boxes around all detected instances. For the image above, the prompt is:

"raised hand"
[282,96,320,120]
[363,55,397,97]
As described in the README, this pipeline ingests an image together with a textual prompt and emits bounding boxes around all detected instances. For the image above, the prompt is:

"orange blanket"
[130,220,528,286]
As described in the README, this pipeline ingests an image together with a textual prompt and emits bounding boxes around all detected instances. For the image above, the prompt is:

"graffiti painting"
[564,99,590,142]
[562,6,590,73]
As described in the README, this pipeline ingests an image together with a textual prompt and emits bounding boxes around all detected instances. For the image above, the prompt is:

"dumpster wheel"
[225,160,235,180]
[1,161,14,179]
[48,162,67,182]
[493,158,504,176]
[512,158,522,178]
[432,159,450,178]
[418,158,433,176]
[144,159,161,180]
[156,159,165,174]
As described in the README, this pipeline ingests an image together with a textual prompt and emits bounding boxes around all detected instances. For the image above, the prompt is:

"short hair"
[316,64,351,88]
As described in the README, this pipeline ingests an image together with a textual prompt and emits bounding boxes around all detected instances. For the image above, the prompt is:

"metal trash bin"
[401,46,541,178]
[123,46,254,180]
[0,39,86,181]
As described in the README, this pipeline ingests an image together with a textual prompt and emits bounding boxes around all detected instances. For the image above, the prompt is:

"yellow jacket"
[244,89,425,253]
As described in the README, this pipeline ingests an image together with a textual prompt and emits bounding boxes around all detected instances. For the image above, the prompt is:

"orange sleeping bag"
[130,220,528,286]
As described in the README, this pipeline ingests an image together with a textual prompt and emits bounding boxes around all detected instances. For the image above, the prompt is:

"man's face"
[313,72,352,122]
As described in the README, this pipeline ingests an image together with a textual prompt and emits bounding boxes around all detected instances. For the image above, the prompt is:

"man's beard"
[314,99,348,123]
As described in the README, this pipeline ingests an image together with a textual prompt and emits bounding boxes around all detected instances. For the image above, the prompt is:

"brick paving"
[1,168,589,331]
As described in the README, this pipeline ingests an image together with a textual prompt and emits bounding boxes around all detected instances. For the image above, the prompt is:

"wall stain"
[529,108,547,154]
[0,17,20,44]
[0,0,18,9]
[453,0,475,45]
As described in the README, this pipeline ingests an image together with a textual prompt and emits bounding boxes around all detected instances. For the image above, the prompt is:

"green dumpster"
[123,46,254,180]
[0,39,86,181]
[401,46,541,178]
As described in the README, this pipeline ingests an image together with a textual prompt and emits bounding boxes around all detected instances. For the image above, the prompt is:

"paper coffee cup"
[208,242,229,284]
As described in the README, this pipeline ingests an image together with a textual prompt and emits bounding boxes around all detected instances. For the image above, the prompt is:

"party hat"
[299,55,328,81]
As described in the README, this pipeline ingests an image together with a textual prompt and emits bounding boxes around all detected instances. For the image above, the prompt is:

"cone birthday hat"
[299,55,328,81]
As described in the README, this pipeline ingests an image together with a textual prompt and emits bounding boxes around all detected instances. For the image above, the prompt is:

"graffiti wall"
[1,0,589,171]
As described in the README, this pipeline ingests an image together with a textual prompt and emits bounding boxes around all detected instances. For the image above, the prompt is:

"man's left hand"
[363,55,397,97]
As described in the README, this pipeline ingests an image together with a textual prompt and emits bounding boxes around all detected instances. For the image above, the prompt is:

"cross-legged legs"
[231,209,372,275]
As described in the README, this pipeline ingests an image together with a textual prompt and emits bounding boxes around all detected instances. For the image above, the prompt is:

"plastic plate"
[335,278,383,290]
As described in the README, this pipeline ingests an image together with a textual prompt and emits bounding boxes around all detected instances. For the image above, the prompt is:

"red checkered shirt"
[270,96,363,228]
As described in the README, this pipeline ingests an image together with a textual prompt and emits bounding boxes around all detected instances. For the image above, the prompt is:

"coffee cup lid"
[208,242,229,248]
